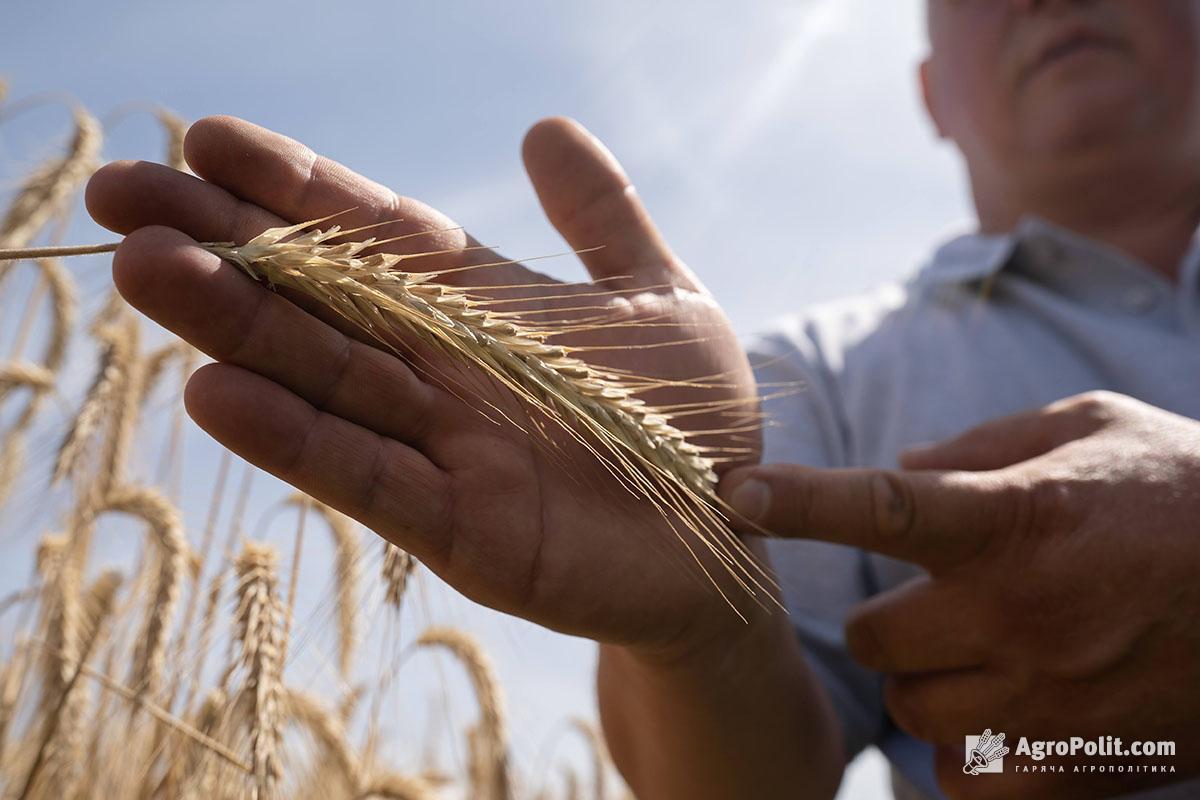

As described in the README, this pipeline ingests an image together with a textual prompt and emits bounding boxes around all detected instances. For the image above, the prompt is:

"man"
[84,1,1199,799]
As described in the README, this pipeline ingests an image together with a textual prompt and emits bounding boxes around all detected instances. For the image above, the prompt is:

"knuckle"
[1058,390,1123,425]
[311,336,355,413]
[866,471,917,545]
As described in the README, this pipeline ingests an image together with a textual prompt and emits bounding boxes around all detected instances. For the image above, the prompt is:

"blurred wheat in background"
[0,81,624,800]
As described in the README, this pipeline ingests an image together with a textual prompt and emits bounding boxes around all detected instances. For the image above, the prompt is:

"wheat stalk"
[232,540,285,800]
[284,492,360,682]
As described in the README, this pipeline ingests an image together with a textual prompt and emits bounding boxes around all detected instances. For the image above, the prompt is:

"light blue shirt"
[747,215,1200,799]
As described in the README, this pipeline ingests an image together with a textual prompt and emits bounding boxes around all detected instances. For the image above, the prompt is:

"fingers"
[718,464,1016,571]
[899,392,1122,471]
[846,576,990,673]
[87,159,275,244]
[184,362,454,565]
[184,115,467,254]
[113,226,443,447]
[521,117,694,289]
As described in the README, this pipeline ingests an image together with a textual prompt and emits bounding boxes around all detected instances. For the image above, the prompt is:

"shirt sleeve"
[744,320,887,764]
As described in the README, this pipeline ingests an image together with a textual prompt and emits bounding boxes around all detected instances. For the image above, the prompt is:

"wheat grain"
[232,540,284,800]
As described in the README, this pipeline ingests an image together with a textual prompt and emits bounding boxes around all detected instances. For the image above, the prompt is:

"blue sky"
[0,1,975,796]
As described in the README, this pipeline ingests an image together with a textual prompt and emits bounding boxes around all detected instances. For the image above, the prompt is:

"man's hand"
[719,391,1200,799]
[85,115,765,661]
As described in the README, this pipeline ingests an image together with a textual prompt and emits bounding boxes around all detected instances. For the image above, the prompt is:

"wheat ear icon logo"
[963,729,1010,775]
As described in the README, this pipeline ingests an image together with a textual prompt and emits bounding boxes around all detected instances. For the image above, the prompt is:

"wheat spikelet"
[98,485,186,703]
[232,540,285,800]
[0,107,100,262]
[415,626,509,800]
[358,773,441,800]
[280,688,362,791]
[284,492,360,680]
[381,542,416,611]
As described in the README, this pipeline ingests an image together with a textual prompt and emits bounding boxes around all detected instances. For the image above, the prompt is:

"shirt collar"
[915,213,1200,293]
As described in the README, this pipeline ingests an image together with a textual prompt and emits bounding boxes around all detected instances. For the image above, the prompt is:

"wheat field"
[0,81,639,800]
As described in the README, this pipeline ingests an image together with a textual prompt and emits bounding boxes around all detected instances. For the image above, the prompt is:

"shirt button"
[1122,285,1158,313]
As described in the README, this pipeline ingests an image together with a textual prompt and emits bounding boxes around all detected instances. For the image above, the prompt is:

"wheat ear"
[0,107,100,270]
[232,540,285,800]
[0,257,77,506]
[357,773,441,800]
[156,109,189,172]
[86,486,187,705]
[415,626,509,800]
[280,688,363,791]
[34,569,122,798]
[203,218,771,602]
[382,542,417,611]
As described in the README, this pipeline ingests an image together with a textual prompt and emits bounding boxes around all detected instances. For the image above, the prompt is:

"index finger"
[718,464,1021,571]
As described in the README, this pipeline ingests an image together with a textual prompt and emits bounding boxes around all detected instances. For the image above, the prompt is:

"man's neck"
[972,161,1200,283]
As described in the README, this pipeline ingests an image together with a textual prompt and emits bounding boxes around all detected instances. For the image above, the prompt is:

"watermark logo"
[964,729,1009,775]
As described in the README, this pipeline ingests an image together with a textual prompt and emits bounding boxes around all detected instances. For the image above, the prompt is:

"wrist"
[607,596,801,681]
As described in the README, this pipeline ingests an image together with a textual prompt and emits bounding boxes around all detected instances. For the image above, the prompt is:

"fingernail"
[728,478,769,522]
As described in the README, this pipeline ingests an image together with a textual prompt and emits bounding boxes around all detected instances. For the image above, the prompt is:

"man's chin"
[1016,83,1160,159]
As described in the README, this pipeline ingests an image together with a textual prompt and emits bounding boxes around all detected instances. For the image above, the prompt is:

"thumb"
[521,117,693,289]
[899,397,1111,471]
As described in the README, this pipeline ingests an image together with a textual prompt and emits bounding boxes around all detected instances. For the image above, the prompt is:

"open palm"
[86,115,762,656]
